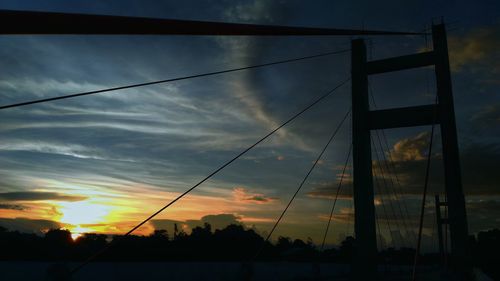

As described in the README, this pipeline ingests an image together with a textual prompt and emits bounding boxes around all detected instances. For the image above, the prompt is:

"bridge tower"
[351,23,469,280]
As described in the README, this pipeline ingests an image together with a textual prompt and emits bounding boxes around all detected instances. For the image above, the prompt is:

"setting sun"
[69,225,92,240]
[58,201,111,229]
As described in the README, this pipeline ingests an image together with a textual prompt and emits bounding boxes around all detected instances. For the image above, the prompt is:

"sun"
[69,225,91,240]
[57,201,112,234]
[71,232,82,240]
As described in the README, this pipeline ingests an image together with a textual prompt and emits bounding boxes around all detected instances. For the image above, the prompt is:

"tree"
[44,229,73,260]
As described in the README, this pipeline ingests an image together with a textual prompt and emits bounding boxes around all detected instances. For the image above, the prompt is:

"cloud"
[306,181,352,200]
[0,191,87,202]
[305,131,500,236]
[470,104,500,133]
[0,204,29,211]
[389,132,431,162]
[308,131,500,206]
[306,166,353,200]
[317,207,353,224]
[0,217,61,234]
[448,25,500,73]
[466,199,500,232]
[215,0,319,152]
[232,187,277,204]
[197,214,242,229]
[151,213,242,234]
[0,140,107,160]
[381,133,500,196]
[223,0,275,23]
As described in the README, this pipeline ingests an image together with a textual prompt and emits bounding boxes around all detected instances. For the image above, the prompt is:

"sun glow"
[58,201,111,228]
[71,231,82,240]
[69,225,92,240]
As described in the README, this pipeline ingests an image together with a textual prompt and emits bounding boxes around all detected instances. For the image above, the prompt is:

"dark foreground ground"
[0,262,392,281]
[1,262,494,281]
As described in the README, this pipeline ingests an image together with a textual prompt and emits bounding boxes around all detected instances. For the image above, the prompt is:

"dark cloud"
[306,164,353,200]
[0,217,61,234]
[306,181,352,200]
[366,132,500,196]
[0,191,87,202]
[307,131,500,235]
[246,195,273,202]
[469,104,500,136]
[197,214,242,229]
[151,213,242,234]
[148,219,183,235]
[472,104,500,123]
[448,25,500,74]
[0,203,29,211]
[372,133,500,234]
[466,200,500,232]
[232,187,277,204]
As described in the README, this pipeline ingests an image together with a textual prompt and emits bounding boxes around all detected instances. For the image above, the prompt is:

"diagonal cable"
[372,135,403,247]
[371,137,397,249]
[411,120,436,280]
[0,49,349,110]
[320,143,352,250]
[412,96,438,281]
[70,77,351,275]
[378,129,418,245]
[373,130,413,248]
[368,79,417,246]
[253,108,351,260]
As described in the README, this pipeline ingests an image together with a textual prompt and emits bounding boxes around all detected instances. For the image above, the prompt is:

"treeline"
[0,223,498,278]
[0,223,392,263]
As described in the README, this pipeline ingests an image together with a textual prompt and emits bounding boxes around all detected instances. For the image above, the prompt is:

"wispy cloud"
[0,191,87,202]
[0,204,29,211]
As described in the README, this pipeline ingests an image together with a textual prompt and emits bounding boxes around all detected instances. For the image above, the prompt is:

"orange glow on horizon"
[0,182,283,237]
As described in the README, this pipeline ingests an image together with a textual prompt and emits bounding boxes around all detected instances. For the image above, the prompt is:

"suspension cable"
[368,80,417,246]
[378,129,418,245]
[371,138,397,250]
[412,107,437,281]
[372,132,412,249]
[320,143,352,250]
[0,49,349,110]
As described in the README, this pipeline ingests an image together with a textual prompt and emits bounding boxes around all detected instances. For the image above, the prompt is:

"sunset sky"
[0,0,498,248]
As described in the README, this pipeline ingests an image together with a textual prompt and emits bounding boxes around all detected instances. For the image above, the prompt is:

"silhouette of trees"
[0,222,498,278]
[74,233,108,258]
[44,229,73,260]
[471,228,500,279]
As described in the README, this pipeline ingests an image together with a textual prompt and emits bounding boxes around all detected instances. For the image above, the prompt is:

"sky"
[0,0,498,250]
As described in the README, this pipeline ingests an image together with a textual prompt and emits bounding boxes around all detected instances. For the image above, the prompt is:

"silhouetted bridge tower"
[350,24,469,280]
[0,9,469,280]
